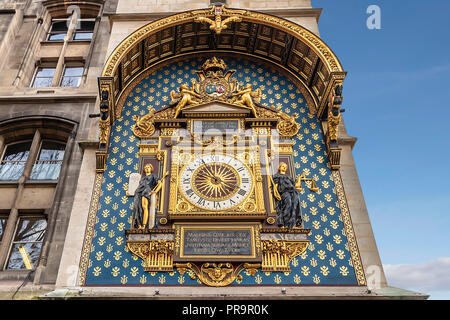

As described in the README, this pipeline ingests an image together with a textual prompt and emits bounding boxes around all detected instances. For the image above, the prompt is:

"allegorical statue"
[230,83,261,117]
[170,84,203,118]
[270,162,302,228]
[132,164,168,229]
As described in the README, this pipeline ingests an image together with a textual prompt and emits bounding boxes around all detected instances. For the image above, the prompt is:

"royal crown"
[201,57,228,71]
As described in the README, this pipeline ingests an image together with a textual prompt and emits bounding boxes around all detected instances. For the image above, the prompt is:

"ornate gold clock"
[179,154,253,211]
[168,147,265,218]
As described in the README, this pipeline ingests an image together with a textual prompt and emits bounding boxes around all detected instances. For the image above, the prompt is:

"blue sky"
[312,0,450,299]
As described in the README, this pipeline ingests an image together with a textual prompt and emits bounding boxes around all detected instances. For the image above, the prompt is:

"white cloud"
[384,257,450,292]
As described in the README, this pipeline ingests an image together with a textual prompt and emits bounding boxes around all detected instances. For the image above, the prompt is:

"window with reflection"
[7,217,47,270]
[47,20,68,41]
[31,67,56,88]
[0,141,32,180]
[30,140,65,180]
[73,20,95,40]
[60,66,84,87]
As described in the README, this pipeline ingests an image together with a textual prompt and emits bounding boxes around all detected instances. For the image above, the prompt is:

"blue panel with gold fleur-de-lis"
[84,57,358,286]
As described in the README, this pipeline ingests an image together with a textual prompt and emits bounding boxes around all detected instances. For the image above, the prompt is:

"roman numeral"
[237,167,244,172]
[241,178,249,184]
[213,202,221,209]
[186,189,194,197]
[238,189,246,196]
[183,178,190,184]
[197,198,206,206]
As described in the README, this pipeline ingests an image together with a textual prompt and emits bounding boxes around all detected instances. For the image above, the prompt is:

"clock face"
[180,154,253,210]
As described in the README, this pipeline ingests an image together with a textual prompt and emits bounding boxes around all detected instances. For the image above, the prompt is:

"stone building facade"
[0,0,426,299]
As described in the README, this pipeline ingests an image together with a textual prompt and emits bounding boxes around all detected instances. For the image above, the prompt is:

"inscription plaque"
[183,230,252,256]
[193,120,239,134]
[173,223,262,262]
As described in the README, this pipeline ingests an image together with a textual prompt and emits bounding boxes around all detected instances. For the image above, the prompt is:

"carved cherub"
[170,84,203,118]
[230,83,261,117]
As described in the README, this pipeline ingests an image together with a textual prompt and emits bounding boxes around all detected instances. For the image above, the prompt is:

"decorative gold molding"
[127,240,174,271]
[175,262,260,287]
[101,8,343,80]
[332,170,366,285]
[79,173,103,286]
[261,240,309,272]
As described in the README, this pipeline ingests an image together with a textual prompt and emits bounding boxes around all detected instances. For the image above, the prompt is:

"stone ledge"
[38,286,429,300]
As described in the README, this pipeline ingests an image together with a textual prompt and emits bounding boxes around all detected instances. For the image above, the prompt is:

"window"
[47,21,68,41]
[30,140,65,180]
[0,216,7,243]
[73,20,95,40]
[47,19,95,41]
[6,216,47,270]
[60,66,84,87]
[0,141,32,180]
[31,67,56,88]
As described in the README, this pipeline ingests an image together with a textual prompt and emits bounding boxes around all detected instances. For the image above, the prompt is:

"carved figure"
[230,83,261,117]
[170,84,203,118]
[132,108,156,138]
[132,164,167,229]
[270,162,302,228]
[194,14,242,35]
[276,108,300,136]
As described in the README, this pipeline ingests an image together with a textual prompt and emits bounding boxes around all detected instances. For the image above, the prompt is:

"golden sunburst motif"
[192,162,240,201]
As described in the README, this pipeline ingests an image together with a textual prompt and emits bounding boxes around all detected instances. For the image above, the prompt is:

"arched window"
[0,117,76,272]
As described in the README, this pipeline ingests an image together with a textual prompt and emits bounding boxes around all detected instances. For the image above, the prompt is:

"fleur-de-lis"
[330,221,339,230]
[315,235,323,244]
[333,235,342,244]
[117,223,126,231]
[336,250,345,259]
[122,259,129,268]
[178,275,185,284]
[93,267,101,276]
[98,237,106,246]
[111,267,120,277]
[113,251,122,261]
[312,221,320,229]
[310,257,318,267]
[310,207,318,215]
[159,275,166,284]
[108,230,115,238]
[120,275,128,284]
[104,259,111,268]
[326,242,334,251]
[274,274,282,284]
[255,274,263,284]
[293,274,301,284]
[100,223,108,231]
[106,244,113,252]
[317,250,326,260]
[320,266,330,276]
[115,237,124,246]
[110,216,117,224]
[329,258,337,267]
[313,274,320,284]
[340,266,349,276]
[130,267,139,277]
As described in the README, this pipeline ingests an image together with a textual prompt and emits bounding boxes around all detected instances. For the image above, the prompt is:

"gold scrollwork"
[261,240,309,272]
[175,262,261,287]
[127,240,174,272]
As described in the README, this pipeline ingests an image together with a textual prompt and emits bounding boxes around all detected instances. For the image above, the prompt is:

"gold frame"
[168,146,265,217]
[173,222,261,261]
